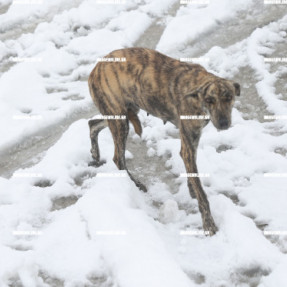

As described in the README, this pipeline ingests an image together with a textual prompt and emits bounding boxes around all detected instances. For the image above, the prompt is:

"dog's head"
[199,79,240,130]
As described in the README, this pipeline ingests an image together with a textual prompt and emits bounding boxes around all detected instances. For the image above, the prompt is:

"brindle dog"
[88,48,240,236]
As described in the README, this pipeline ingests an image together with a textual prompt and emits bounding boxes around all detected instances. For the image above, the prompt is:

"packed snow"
[0,0,287,286]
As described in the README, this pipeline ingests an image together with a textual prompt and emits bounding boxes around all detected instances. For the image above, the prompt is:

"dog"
[88,48,240,236]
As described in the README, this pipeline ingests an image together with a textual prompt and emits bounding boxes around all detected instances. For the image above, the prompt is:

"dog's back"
[88,47,209,125]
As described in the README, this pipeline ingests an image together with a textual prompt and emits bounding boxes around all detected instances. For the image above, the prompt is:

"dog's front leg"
[179,124,218,236]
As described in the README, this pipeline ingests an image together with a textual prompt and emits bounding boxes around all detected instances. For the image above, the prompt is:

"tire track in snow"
[179,4,287,58]
[0,0,83,41]
[134,1,180,49]
[0,104,97,178]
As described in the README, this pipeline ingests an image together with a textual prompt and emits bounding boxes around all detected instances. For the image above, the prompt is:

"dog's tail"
[127,109,142,137]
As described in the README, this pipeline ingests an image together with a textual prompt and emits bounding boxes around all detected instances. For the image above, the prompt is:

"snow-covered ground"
[0,0,287,286]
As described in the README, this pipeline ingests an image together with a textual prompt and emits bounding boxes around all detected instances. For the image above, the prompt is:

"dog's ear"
[233,82,240,96]
[185,93,199,99]
[184,88,201,100]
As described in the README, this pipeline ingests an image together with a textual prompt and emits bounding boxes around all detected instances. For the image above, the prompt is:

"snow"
[0,0,11,7]
[246,18,287,116]
[1,0,287,286]
[156,0,254,54]
[159,199,180,223]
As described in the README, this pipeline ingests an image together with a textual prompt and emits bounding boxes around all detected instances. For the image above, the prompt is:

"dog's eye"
[223,94,232,102]
[223,96,232,102]
[205,97,215,104]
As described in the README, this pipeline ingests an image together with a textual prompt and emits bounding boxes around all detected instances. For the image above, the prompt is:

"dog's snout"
[219,117,229,129]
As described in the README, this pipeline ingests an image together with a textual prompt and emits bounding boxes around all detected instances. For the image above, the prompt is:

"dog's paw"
[137,181,147,193]
[133,179,147,192]
[126,171,148,192]
[203,217,218,236]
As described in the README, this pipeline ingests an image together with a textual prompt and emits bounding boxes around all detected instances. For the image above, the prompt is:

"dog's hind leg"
[108,116,147,192]
[88,119,107,167]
